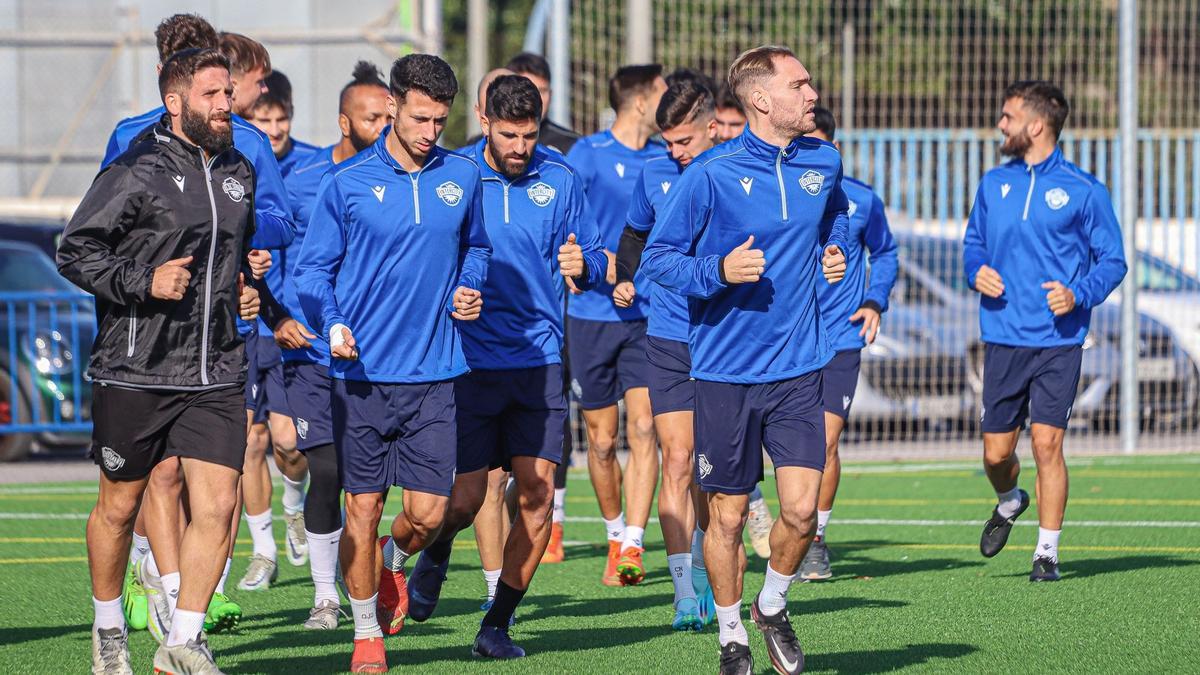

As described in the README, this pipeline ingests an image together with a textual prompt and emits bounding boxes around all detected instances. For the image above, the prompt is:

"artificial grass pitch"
[1,454,1199,673]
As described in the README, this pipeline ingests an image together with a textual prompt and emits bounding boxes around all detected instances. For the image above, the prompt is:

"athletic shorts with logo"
[245,333,289,424]
[332,378,456,495]
[283,360,334,450]
[646,335,693,416]
[566,317,649,410]
[90,383,246,480]
[821,349,861,419]
[455,364,567,474]
[694,370,826,494]
[981,343,1082,432]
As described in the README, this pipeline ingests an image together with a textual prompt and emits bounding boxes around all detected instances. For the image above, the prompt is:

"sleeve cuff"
[718,256,728,284]
[860,299,883,314]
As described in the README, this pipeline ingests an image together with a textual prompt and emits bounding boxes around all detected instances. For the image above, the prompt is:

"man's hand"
[274,318,316,349]
[974,264,1005,298]
[451,286,483,321]
[330,324,357,360]
[247,249,272,280]
[849,305,882,344]
[558,233,586,279]
[604,249,618,285]
[564,277,583,295]
[1042,281,1076,316]
[822,245,846,283]
[237,273,260,321]
[721,235,765,284]
[613,281,636,308]
[151,256,193,300]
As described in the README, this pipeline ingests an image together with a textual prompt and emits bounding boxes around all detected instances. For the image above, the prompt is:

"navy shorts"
[981,343,1083,432]
[694,371,826,494]
[646,336,694,416]
[331,378,456,496]
[821,349,862,419]
[246,333,289,423]
[283,361,335,451]
[566,317,649,410]
[455,364,568,474]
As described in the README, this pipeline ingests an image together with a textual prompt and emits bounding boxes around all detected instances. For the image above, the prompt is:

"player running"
[642,46,850,675]
[565,64,667,586]
[62,47,261,675]
[964,81,1126,582]
[612,77,719,631]
[405,74,606,658]
[251,70,320,178]
[294,53,491,673]
[275,60,392,631]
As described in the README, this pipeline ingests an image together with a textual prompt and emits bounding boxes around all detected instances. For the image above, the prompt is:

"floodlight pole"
[1118,0,1139,454]
[626,0,652,64]
[549,0,571,127]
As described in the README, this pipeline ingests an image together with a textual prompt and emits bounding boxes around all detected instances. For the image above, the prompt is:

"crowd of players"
[60,11,1127,675]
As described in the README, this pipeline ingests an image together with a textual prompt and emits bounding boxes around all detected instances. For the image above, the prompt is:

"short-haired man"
[714,83,746,142]
[799,107,898,581]
[505,51,581,154]
[565,63,667,587]
[295,53,491,673]
[100,13,288,644]
[61,47,261,675]
[964,81,1126,582]
[275,59,391,631]
[251,70,321,178]
[404,75,607,658]
[612,77,719,632]
[642,45,849,674]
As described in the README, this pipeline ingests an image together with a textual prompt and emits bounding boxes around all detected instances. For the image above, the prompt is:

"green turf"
[2,454,1200,673]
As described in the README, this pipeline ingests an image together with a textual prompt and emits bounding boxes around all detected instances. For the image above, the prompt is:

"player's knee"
[588,434,617,459]
[777,501,817,538]
[1031,435,1064,463]
[519,478,554,514]
[712,501,747,533]
[629,413,655,441]
[446,494,484,531]
[661,447,692,484]
[405,504,446,541]
[147,461,182,492]
[345,493,384,527]
[95,492,140,530]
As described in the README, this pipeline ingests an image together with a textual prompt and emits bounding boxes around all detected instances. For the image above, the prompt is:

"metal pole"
[625,0,652,64]
[523,0,551,54]
[841,21,855,135]
[1119,0,1139,454]
[549,0,570,127]
[421,0,443,55]
[466,0,488,136]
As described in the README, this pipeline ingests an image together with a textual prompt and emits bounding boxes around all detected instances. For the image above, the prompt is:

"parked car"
[1115,251,1200,367]
[0,241,94,461]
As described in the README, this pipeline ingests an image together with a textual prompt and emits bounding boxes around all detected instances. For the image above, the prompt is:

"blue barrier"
[0,291,95,435]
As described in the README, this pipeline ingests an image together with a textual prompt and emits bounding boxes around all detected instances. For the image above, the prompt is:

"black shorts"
[283,360,335,450]
[646,336,694,415]
[981,343,1083,432]
[566,317,649,410]
[90,383,246,480]
[455,365,567,474]
[821,349,862,419]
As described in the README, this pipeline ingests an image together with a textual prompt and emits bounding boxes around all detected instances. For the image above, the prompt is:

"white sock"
[715,601,748,646]
[756,563,794,616]
[350,594,384,640]
[382,537,410,572]
[245,509,277,560]
[483,568,501,602]
[552,488,566,524]
[996,487,1023,519]
[215,558,232,595]
[690,529,708,596]
[129,532,151,566]
[160,571,181,617]
[281,474,308,516]
[93,596,125,632]
[145,550,160,579]
[622,525,645,551]
[816,510,832,539]
[1036,527,1061,563]
[603,513,626,542]
[748,495,768,515]
[667,553,696,605]
[307,529,342,605]
[165,609,204,647]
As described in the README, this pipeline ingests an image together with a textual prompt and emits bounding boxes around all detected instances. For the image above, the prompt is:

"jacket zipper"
[502,182,510,223]
[200,155,219,387]
[410,175,421,224]
[775,149,788,220]
[1022,165,1036,220]
[126,305,137,357]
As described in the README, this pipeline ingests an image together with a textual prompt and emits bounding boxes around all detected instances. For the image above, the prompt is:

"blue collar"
[738,125,804,162]
[1018,146,1065,172]
[371,125,442,174]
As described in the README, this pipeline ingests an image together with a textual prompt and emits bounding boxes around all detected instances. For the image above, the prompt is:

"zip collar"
[1015,146,1065,174]
[372,125,443,175]
[139,116,225,168]
[738,125,804,162]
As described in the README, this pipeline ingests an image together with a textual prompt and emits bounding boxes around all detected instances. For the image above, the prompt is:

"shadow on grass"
[0,623,90,645]
[828,555,986,580]
[805,642,978,673]
[1004,555,1200,580]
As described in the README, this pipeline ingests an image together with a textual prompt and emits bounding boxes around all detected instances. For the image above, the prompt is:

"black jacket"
[538,119,580,155]
[57,118,256,390]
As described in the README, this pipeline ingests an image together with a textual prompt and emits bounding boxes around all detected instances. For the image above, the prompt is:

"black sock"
[481,580,525,629]
[423,536,454,565]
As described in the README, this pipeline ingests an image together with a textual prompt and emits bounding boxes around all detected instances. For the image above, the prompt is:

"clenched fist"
[151,256,193,301]
[721,235,765,284]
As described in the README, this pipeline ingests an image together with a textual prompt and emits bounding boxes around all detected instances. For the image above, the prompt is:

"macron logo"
[372,185,386,203]
[1001,183,1011,199]
[661,181,671,194]
[740,177,753,195]
[172,175,185,192]
[615,162,625,178]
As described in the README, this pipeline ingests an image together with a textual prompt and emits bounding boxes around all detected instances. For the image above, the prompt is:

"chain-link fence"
[567,0,1200,456]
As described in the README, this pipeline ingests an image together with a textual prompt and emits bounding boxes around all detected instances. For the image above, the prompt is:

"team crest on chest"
[527,182,556,207]
[222,177,245,202]
[799,170,824,196]
[436,181,464,206]
[1044,187,1070,210]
